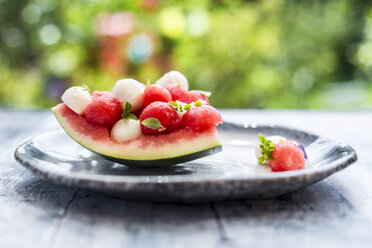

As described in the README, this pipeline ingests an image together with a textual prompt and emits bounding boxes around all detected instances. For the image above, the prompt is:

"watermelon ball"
[187,90,209,104]
[165,85,190,103]
[92,91,111,98]
[143,85,172,106]
[165,85,209,104]
[140,101,181,135]
[156,71,189,91]
[269,141,305,172]
[84,93,123,128]
[255,135,287,164]
[180,105,223,132]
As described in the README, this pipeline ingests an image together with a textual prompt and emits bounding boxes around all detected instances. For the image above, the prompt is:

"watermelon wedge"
[52,104,222,167]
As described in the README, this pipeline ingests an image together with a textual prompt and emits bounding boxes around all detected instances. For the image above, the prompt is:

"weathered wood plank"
[213,181,371,248]
[0,110,78,248]
[51,190,223,248]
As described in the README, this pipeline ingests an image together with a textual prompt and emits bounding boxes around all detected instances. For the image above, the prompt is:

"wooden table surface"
[0,109,371,248]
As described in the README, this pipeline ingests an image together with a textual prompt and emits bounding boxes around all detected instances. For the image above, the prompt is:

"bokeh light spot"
[187,11,209,36]
[1,26,25,47]
[158,7,185,38]
[128,33,154,63]
[357,42,372,66]
[96,12,133,37]
[292,68,314,93]
[364,18,372,39]
[34,0,56,12]
[39,24,61,45]
[22,3,41,24]
[48,49,78,76]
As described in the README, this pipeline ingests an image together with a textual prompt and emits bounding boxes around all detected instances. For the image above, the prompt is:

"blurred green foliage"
[1,0,372,109]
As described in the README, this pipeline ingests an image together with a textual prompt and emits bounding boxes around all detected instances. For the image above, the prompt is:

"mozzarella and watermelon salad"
[52,71,223,166]
[255,133,308,172]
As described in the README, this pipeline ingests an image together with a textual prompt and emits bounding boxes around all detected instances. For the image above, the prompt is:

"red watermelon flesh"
[52,103,221,161]
[143,85,172,106]
[165,85,189,103]
[140,102,181,135]
[181,105,223,132]
[84,92,122,128]
[269,141,305,172]
[187,91,209,104]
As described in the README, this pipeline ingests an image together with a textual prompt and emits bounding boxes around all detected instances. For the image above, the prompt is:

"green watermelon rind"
[52,104,222,167]
[96,146,222,167]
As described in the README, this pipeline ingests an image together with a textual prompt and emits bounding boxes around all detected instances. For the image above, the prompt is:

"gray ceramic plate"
[14,123,357,203]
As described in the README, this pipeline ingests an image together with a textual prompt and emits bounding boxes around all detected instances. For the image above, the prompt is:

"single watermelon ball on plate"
[257,134,306,172]
[143,85,172,106]
[269,141,305,172]
[255,135,287,164]
[84,91,123,128]
[181,104,223,132]
[140,101,181,135]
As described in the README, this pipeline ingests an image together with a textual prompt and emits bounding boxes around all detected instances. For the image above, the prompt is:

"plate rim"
[14,122,358,187]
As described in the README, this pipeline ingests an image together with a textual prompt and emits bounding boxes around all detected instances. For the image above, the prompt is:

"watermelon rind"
[97,146,222,167]
[52,104,222,167]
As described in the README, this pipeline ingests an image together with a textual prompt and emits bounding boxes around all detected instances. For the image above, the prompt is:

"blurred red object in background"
[95,12,134,75]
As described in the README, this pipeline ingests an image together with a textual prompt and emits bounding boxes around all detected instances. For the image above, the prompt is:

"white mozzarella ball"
[155,71,188,91]
[112,79,145,111]
[255,135,287,164]
[111,119,142,142]
[61,86,92,115]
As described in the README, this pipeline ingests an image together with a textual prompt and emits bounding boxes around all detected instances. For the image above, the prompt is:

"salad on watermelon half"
[52,71,223,167]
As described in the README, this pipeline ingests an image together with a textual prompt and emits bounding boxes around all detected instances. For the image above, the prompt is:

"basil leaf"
[127,113,138,120]
[125,102,132,112]
[184,104,191,111]
[141,118,165,130]
[168,102,179,108]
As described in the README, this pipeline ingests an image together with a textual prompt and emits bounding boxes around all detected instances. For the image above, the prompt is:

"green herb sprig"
[122,102,138,122]
[169,102,192,112]
[82,84,90,92]
[258,133,275,163]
